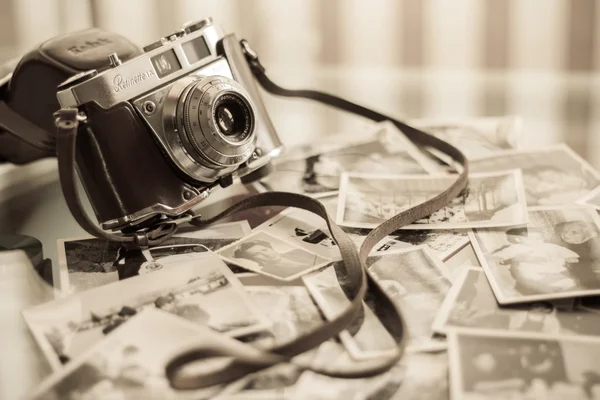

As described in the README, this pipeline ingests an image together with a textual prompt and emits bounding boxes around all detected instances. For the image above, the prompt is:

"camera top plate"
[57,19,225,110]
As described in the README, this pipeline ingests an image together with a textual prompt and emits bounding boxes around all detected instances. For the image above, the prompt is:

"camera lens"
[164,76,257,173]
[213,93,252,141]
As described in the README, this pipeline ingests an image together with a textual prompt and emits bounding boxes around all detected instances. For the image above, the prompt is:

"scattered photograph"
[340,225,469,260]
[433,268,600,336]
[253,207,341,260]
[337,170,528,230]
[387,351,449,400]
[412,115,522,160]
[293,340,449,400]
[578,184,600,212]
[471,205,600,304]
[217,230,331,281]
[448,329,600,400]
[55,221,251,295]
[217,365,301,400]
[217,350,317,399]
[252,206,469,261]
[303,262,399,360]
[470,144,600,206]
[367,247,453,351]
[27,310,226,400]
[258,121,439,197]
[242,285,324,346]
[293,340,406,400]
[390,229,470,260]
[23,252,270,370]
[443,244,483,283]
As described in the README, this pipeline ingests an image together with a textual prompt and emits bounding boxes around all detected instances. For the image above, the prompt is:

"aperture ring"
[181,77,256,168]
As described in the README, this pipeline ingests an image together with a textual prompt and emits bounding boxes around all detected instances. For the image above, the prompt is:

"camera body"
[55,18,283,231]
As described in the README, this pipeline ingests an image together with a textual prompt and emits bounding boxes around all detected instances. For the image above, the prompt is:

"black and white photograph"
[217,230,331,281]
[386,351,449,400]
[302,263,400,360]
[337,170,528,230]
[367,247,452,351]
[433,268,600,336]
[390,229,470,261]
[448,329,600,400]
[27,310,228,400]
[294,340,449,400]
[470,205,600,305]
[242,285,324,346]
[413,115,522,160]
[470,145,600,206]
[340,225,469,261]
[254,207,341,259]
[23,252,270,370]
[292,340,406,400]
[55,220,251,295]
[258,121,439,197]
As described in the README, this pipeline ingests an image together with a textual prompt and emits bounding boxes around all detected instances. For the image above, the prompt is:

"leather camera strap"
[54,40,469,390]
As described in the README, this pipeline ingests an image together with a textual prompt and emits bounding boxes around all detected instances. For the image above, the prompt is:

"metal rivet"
[183,190,194,200]
[143,101,156,115]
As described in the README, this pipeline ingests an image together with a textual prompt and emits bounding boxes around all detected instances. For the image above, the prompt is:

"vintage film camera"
[1,18,283,232]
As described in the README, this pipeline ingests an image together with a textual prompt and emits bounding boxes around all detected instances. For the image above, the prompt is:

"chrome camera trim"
[57,23,225,110]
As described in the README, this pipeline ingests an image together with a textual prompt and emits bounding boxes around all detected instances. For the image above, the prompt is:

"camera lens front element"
[213,93,252,140]
[174,76,256,169]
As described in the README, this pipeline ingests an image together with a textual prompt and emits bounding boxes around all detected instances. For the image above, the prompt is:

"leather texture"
[0,29,142,164]
[78,102,203,225]
[40,28,139,71]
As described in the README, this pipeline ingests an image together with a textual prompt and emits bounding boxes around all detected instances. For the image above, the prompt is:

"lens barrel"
[173,76,256,169]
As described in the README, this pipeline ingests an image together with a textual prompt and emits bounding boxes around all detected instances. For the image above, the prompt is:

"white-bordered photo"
[470,144,600,206]
[253,207,341,259]
[433,267,600,337]
[23,252,270,370]
[366,246,452,351]
[258,121,440,198]
[27,309,238,400]
[411,115,523,160]
[448,328,600,400]
[578,184,600,212]
[302,262,400,360]
[54,221,252,295]
[337,170,528,230]
[470,205,600,305]
[217,230,332,281]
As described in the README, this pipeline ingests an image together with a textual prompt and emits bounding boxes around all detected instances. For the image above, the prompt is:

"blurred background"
[1,0,600,160]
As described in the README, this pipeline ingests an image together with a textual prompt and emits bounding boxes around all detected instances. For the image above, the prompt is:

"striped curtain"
[3,0,597,72]
[1,0,599,163]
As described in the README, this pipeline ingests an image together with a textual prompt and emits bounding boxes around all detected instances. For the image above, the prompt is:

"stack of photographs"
[23,117,600,399]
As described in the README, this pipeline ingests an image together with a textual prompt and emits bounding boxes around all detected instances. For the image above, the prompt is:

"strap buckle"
[240,39,265,75]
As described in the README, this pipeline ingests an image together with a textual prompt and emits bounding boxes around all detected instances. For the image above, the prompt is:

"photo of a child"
[471,206,600,304]
[492,227,580,295]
